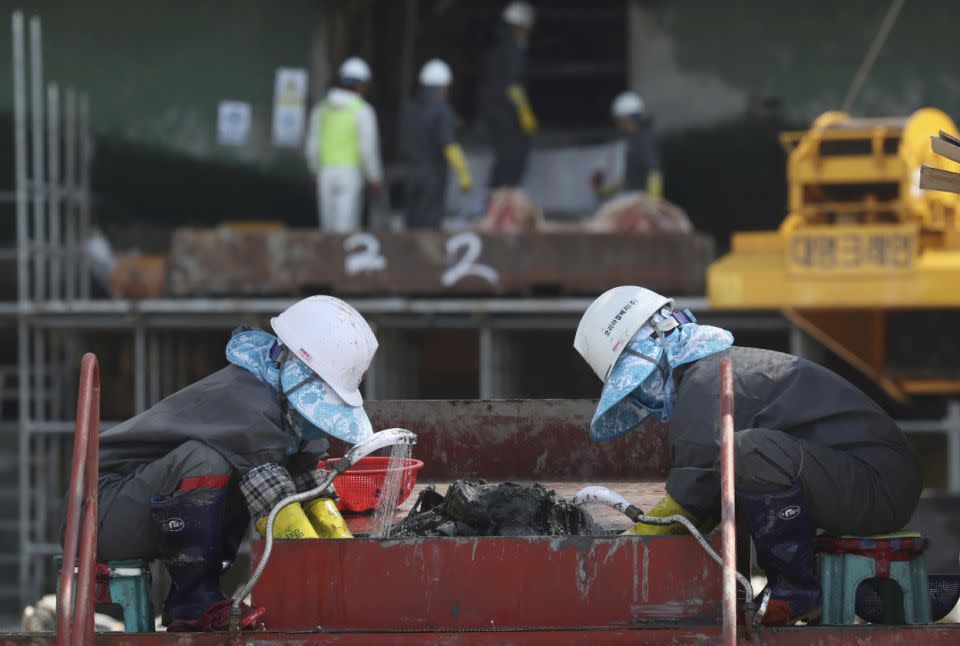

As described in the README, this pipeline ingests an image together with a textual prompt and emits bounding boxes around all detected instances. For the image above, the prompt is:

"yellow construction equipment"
[708,108,960,400]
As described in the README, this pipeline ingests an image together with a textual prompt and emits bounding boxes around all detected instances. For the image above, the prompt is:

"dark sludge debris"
[392,480,601,537]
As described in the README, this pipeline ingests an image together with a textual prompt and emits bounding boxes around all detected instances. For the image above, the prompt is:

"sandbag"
[475,189,544,233]
[585,191,693,234]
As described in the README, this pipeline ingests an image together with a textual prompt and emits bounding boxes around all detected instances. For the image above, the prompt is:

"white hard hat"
[612,92,645,118]
[339,57,371,83]
[270,296,378,407]
[420,59,453,87]
[574,286,673,383]
[503,1,535,28]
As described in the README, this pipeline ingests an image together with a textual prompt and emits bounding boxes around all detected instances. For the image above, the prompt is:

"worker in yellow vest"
[304,57,384,232]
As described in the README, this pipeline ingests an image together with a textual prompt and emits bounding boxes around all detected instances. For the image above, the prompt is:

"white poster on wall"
[217,101,252,146]
[272,67,309,147]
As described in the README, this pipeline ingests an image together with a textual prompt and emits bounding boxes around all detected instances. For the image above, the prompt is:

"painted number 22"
[441,232,499,287]
[343,232,387,275]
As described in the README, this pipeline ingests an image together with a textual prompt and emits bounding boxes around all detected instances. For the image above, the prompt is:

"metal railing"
[54,353,100,646]
[719,357,738,645]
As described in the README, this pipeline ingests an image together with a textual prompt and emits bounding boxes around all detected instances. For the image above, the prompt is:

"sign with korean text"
[787,225,917,275]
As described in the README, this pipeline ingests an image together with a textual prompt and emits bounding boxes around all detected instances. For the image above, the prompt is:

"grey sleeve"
[665,444,721,515]
[434,104,456,150]
[99,366,292,476]
[663,367,722,515]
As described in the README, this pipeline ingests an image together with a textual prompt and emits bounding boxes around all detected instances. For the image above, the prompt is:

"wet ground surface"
[345,480,667,536]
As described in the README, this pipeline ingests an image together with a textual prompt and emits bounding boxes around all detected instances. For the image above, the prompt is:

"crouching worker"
[573,286,922,626]
[93,296,377,631]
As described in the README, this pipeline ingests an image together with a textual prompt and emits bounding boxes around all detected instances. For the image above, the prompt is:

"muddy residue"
[392,480,601,538]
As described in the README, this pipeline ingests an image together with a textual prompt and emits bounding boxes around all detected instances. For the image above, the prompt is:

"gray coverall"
[624,116,659,192]
[667,346,922,536]
[399,91,457,229]
[480,26,530,188]
[96,365,296,560]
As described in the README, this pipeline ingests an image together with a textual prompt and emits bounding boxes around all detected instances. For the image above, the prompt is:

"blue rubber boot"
[152,487,264,631]
[152,488,229,629]
[738,484,822,625]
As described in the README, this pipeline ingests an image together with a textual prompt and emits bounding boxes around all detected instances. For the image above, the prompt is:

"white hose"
[573,485,755,614]
[230,429,417,631]
[573,485,639,516]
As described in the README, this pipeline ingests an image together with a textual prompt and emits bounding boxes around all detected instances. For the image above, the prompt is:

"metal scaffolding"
[6,10,94,611]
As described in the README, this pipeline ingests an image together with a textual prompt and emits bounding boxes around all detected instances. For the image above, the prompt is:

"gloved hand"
[444,143,473,192]
[303,498,353,538]
[518,105,538,135]
[240,463,319,539]
[621,494,715,536]
[507,84,538,135]
[646,170,663,199]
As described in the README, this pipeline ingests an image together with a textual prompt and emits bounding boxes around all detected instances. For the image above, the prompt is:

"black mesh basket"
[856,574,960,623]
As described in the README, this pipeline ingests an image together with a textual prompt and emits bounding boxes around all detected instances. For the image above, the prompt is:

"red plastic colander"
[317,456,424,513]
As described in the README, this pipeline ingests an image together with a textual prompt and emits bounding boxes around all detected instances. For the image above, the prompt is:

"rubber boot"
[254,501,320,539]
[738,484,821,626]
[152,487,266,631]
[304,498,354,538]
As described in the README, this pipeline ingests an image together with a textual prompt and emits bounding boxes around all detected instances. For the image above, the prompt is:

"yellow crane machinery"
[708,108,960,401]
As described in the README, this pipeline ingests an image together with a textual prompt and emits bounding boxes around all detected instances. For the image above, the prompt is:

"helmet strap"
[276,347,316,442]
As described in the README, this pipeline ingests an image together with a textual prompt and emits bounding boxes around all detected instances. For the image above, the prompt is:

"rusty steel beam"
[167,228,713,297]
[358,399,670,480]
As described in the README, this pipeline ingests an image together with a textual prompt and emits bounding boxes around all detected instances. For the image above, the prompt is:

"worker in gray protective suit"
[479,2,538,189]
[399,59,472,228]
[592,91,662,199]
[574,286,921,626]
[93,296,377,631]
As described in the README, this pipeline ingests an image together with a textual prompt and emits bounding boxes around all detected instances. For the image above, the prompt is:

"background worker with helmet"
[574,286,922,626]
[398,58,473,229]
[304,57,384,232]
[93,296,378,631]
[592,91,663,200]
[479,1,538,190]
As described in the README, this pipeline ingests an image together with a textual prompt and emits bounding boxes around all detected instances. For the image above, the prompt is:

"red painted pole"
[55,353,100,646]
[719,358,737,646]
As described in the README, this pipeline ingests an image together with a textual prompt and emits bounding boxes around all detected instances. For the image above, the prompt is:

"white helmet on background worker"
[419,59,453,87]
[271,295,378,407]
[574,286,673,383]
[502,1,535,28]
[339,57,372,83]
[611,92,646,118]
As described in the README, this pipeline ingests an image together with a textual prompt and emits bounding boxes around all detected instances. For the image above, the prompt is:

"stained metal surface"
[249,535,722,631]
[5,625,960,644]
[167,228,713,297]
[361,399,670,480]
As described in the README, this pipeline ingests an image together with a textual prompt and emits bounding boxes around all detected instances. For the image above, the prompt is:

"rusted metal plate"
[358,399,670,480]
[167,228,713,297]
[6,624,960,644]
[249,535,722,631]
